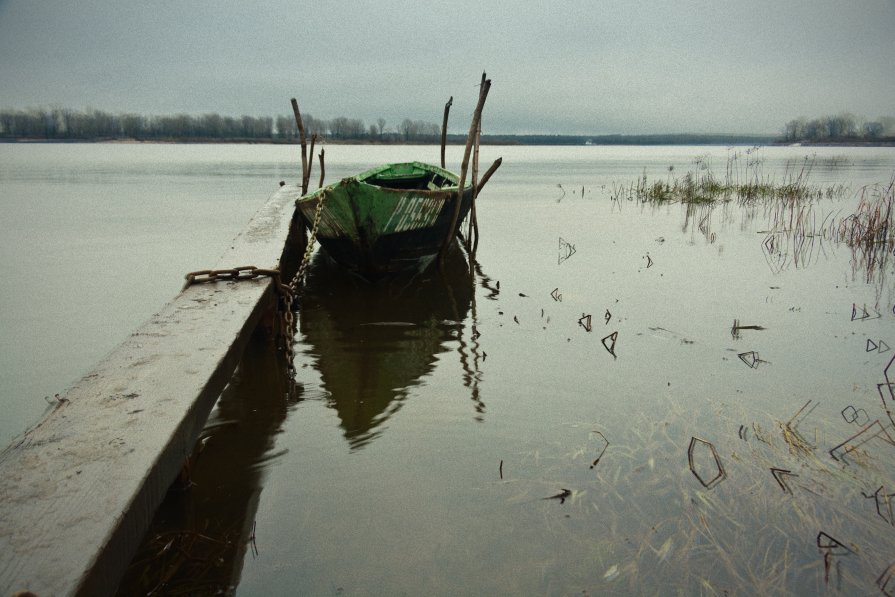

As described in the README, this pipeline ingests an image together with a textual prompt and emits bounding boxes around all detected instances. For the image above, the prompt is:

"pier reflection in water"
[116,327,295,595]
[298,240,482,449]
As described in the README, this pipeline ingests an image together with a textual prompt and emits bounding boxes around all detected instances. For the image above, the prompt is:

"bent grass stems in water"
[836,176,895,283]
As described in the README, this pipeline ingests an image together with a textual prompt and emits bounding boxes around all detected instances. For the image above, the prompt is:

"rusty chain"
[289,190,327,293]
[182,266,283,290]
[276,190,327,379]
[181,190,327,395]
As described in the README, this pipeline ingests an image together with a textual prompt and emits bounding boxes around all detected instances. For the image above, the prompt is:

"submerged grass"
[498,390,895,595]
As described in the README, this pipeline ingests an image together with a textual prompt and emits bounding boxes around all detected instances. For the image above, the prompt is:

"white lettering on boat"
[391,195,443,233]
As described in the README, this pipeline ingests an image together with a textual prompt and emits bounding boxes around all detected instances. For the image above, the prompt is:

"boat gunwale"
[298,161,470,204]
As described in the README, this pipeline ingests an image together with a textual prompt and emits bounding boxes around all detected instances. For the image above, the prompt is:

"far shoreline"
[2,136,894,147]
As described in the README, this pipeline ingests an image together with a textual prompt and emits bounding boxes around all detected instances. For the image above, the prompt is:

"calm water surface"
[3,143,895,595]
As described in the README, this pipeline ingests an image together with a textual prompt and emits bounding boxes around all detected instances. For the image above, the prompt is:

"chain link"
[180,190,327,398]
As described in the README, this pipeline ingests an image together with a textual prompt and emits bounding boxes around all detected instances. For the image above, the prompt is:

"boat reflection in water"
[298,240,478,449]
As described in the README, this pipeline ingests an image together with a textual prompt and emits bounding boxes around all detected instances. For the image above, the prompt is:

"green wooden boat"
[296,162,474,277]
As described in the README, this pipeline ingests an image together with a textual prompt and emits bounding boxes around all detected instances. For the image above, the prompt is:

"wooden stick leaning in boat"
[467,72,486,249]
[440,76,491,266]
[318,148,326,189]
[441,96,452,170]
[290,97,309,195]
[307,133,317,191]
[476,157,502,196]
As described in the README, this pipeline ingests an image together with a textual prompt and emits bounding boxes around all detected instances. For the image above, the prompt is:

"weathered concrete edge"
[0,183,305,596]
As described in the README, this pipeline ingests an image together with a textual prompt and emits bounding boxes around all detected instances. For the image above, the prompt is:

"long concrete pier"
[0,182,305,596]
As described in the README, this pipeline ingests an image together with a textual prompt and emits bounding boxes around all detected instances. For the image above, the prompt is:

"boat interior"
[365,170,455,191]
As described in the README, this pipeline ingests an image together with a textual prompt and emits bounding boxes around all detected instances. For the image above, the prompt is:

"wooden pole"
[467,72,486,247]
[439,76,491,266]
[466,81,485,248]
[318,148,326,189]
[440,97,452,169]
[467,110,482,246]
[468,72,487,248]
[290,98,309,195]
[307,133,317,190]
[472,157,501,253]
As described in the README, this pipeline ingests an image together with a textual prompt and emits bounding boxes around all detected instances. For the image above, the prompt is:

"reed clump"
[836,177,894,252]
[614,152,846,206]
[833,177,895,281]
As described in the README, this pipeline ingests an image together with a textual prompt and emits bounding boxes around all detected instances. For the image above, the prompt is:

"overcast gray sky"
[0,0,893,135]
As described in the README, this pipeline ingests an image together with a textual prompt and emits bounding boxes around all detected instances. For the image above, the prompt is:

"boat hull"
[296,162,474,277]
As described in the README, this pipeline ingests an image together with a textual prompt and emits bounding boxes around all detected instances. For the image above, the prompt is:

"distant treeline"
[781,113,895,143]
[5,106,894,146]
[0,107,776,146]
[0,107,442,142]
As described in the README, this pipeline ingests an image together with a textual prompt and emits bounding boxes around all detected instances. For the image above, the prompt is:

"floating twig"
[867,338,891,353]
[877,560,895,595]
[601,331,618,358]
[851,303,881,321]
[781,399,816,454]
[841,405,869,426]
[731,319,766,340]
[770,467,798,493]
[590,431,609,469]
[558,237,576,265]
[829,419,895,461]
[816,531,853,586]
[578,313,592,332]
[543,488,572,503]
[861,486,895,526]
[738,351,768,369]
[688,436,726,489]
